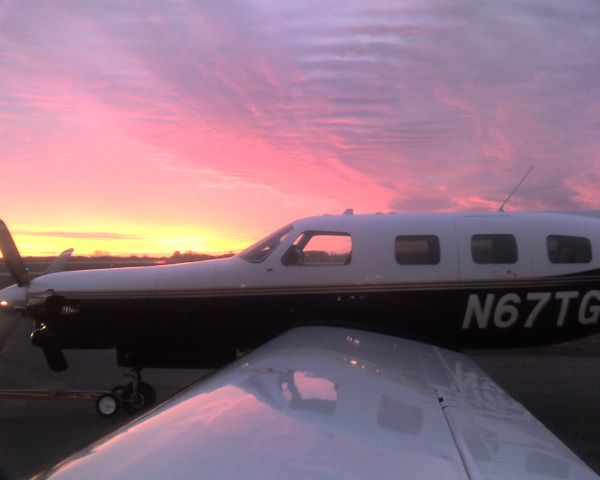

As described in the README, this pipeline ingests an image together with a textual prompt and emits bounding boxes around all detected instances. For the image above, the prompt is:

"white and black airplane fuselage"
[2,211,600,370]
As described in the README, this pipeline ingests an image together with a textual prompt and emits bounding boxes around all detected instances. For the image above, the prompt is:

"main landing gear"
[0,369,157,418]
[95,368,157,418]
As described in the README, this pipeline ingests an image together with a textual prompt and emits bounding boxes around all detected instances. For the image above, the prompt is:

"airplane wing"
[35,327,598,480]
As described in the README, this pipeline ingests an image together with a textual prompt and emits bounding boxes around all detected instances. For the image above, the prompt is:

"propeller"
[0,220,30,287]
[0,312,16,353]
[0,220,29,329]
[0,220,72,371]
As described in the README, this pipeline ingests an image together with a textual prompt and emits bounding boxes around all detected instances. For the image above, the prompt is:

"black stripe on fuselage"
[33,272,600,360]
[33,273,600,301]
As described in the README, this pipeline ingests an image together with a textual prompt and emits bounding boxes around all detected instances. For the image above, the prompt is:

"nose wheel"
[96,392,120,417]
[119,380,156,414]
[100,368,157,417]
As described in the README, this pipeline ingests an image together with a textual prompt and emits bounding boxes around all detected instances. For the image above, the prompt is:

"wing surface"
[36,327,598,480]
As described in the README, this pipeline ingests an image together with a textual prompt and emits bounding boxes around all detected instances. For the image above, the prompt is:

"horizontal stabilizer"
[0,220,29,287]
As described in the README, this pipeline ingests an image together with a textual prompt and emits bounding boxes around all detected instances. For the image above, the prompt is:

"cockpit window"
[282,231,352,266]
[239,225,293,263]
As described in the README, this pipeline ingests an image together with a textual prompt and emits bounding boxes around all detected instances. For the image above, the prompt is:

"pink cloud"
[1,0,600,254]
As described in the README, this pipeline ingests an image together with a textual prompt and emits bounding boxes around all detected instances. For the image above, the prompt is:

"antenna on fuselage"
[498,166,534,212]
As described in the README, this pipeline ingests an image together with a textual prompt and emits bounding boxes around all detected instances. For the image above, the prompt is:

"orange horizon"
[8,229,251,258]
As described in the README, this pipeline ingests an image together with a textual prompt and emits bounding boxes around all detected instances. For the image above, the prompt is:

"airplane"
[2,210,600,417]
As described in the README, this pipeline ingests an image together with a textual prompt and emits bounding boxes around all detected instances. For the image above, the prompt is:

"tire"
[96,393,120,417]
[122,381,157,415]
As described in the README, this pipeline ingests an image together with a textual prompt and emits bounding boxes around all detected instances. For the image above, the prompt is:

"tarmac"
[0,316,599,479]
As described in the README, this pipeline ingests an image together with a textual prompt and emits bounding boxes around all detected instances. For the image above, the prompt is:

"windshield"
[239,224,293,263]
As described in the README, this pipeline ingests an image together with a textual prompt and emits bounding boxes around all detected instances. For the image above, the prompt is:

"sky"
[1,0,599,256]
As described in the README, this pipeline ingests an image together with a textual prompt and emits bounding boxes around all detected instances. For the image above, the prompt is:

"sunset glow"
[1,1,599,256]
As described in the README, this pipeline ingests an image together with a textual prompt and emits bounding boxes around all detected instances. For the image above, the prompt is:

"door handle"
[492,269,517,278]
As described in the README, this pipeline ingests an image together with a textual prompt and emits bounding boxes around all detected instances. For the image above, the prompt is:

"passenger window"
[547,235,591,263]
[282,232,352,266]
[395,236,440,265]
[471,234,517,264]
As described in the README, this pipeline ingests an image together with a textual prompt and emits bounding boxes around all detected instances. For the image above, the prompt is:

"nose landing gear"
[97,368,157,418]
[95,392,120,417]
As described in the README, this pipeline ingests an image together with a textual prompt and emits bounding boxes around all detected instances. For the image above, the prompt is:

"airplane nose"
[0,284,27,313]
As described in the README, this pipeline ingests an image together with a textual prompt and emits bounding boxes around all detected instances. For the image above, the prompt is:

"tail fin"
[44,248,74,275]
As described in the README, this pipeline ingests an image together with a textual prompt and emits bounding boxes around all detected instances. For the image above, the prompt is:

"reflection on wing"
[37,327,599,480]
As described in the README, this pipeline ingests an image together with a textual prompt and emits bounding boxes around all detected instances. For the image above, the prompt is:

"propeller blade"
[31,322,69,370]
[0,220,30,287]
[43,347,68,372]
[44,248,74,274]
[0,312,16,353]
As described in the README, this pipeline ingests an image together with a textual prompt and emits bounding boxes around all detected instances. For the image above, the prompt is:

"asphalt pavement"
[1,318,599,479]
[0,318,208,479]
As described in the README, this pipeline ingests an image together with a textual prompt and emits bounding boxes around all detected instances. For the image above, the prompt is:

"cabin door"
[455,216,531,281]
